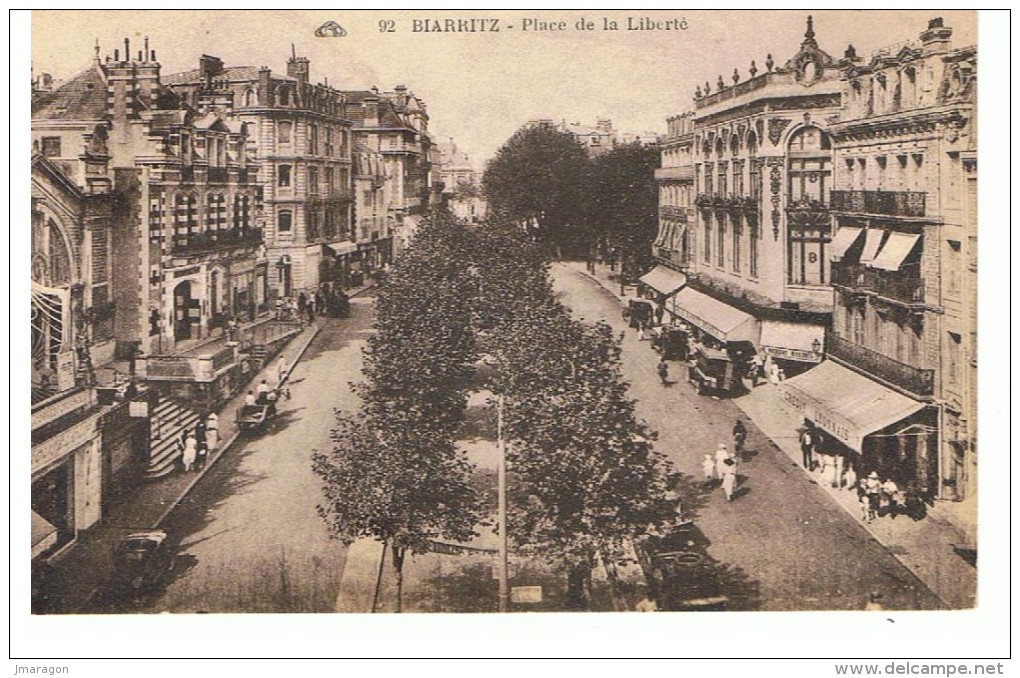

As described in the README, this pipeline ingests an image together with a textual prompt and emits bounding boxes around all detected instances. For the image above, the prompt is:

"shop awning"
[323,241,358,257]
[778,360,927,452]
[32,510,58,559]
[639,266,687,296]
[672,287,756,343]
[858,229,886,265]
[760,321,824,363]
[828,227,863,261]
[869,232,920,271]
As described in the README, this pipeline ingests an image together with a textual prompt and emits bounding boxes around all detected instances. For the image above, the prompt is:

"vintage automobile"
[653,326,690,361]
[623,298,657,329]
[688,346,746,397]
[108,530,176,596]
[236,391,280,433]
[639,522,728,611]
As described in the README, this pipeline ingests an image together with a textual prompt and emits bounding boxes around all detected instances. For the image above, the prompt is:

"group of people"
[798,419,922,522]
[178,412,219,473]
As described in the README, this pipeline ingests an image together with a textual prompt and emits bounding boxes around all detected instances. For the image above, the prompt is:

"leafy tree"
[585,142,661,275]
[313,215,483,611]
[482,125,591,254]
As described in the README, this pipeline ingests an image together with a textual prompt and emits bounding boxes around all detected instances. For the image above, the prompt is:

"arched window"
[786,126,833,286]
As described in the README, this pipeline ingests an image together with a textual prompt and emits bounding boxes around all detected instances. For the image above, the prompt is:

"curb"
[152,322,322,528]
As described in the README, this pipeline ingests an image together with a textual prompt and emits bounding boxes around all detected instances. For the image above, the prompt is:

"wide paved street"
[550,263,942,611]
[91,298,376,613]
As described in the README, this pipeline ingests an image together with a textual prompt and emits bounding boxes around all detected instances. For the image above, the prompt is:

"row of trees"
[482,124,660,274]
[314,213,678,610]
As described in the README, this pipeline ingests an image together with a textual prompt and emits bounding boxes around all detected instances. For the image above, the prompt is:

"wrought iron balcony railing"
[830,190,926,218]
[171,228,264,255]
[831,263,924,306]
[826,331,934,396]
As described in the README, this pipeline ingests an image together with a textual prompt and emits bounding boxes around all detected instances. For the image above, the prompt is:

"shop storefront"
[671,287,757,346]
[778,360,936,497]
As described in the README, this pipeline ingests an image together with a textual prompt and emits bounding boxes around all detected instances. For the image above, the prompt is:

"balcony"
[171,228,263,256]
[826,331,934,397]
[830,190,926,218]
[831,263,924,306]
[655,166,694,181]
[659,205,688,222]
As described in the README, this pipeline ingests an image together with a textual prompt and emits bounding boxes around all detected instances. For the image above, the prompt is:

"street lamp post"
[497,394,509,613]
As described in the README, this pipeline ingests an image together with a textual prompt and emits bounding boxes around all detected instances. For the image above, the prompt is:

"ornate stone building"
[165,52,354,296]
[785,19,977,526]
[344,86,434,258]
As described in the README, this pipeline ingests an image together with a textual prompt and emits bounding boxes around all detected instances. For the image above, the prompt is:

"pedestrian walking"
[714,443,730,482]
[732,419,747,459]
[798,420,815,470]
[181,431,197,472]
[721,457,737,501]
[657,359,669,386]
[194,418,208,470]
[205,413,219,456]
[702,454,716,484]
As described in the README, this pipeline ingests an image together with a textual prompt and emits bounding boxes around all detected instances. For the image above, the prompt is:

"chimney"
[258,66,273,105]
[136,37,161,110]
[393,84,408,108]
[920,17,953,51]
[199,54,224,89]
[364,94,379,127]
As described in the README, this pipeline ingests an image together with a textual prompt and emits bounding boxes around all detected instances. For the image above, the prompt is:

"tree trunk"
[565,563,592,610]
[392,544,406,613]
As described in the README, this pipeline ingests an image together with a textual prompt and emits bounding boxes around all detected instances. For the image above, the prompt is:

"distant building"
[164,51,354,296]
[344,86,434,258]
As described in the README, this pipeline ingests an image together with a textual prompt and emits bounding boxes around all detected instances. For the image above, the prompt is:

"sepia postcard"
[14,8,1008,665]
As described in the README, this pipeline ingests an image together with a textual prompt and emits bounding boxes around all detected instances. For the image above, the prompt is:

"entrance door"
[173,281,194,340]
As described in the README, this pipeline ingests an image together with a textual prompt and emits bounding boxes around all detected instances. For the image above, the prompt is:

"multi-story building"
[653,17,842,371]
[781,19,976,531]
[344,86,434,258]
[352,141,394,274]
[165,52,354,296]
[33,42,267,359]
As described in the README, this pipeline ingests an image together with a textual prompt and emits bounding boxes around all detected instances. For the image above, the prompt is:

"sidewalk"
[564,260,976,610]
[36,320,323,614]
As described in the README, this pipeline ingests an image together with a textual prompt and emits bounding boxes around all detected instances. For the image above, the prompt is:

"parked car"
[640,523,728,611]
[688,346,747,397]
[107,530,176,596]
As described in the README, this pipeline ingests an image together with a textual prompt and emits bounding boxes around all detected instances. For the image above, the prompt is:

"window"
[308,166,319,195]
[749,218,759,278]
[41,137,61,158]
[947,332,961,386]
[717,213,726,268]
[703,214,712,264]
[278,210,293,234]
[947,240,961,294]
[278,121,293,145]
[278,164,292,188]
[732,218,741,273]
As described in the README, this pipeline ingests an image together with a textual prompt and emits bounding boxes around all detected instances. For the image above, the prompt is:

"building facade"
[653,17,842,370]
[819,19,977,512]
[165,53,355,297]
[344,86,434,258]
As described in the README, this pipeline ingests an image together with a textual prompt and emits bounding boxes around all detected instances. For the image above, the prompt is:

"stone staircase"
[144,396,203,479]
